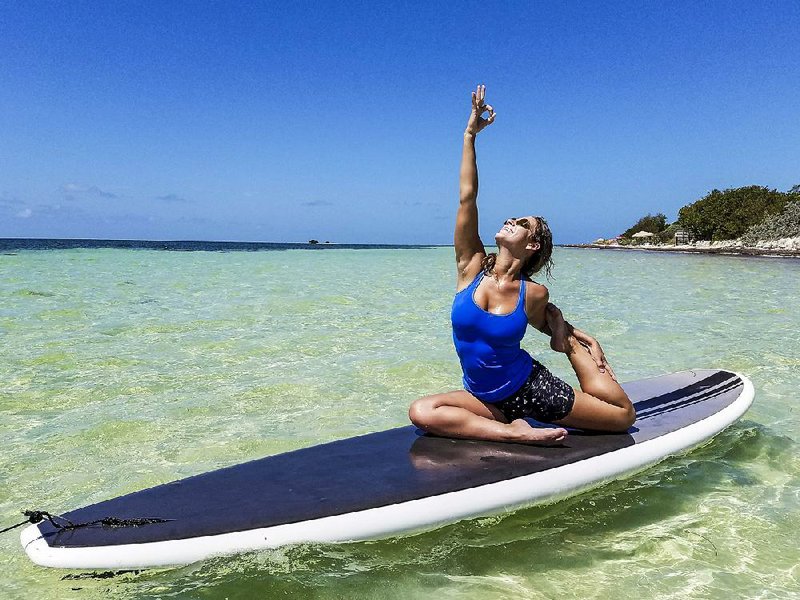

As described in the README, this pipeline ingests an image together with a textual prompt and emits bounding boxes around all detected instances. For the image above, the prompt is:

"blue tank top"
[451,272,533,402]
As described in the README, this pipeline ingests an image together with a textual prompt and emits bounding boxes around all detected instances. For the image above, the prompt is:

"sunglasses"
[505,217,534,231]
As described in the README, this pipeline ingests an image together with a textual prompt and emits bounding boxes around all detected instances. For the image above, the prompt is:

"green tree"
[741,200,800,244]
[621,213,667,238]
[677,186,792,241]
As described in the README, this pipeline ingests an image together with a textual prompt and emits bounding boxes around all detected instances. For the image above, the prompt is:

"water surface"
[1,246,798,598]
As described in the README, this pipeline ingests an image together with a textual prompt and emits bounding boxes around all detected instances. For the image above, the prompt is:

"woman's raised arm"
[455,85,495,280]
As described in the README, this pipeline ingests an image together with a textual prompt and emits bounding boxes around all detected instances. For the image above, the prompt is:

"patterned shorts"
[492,359,576,423]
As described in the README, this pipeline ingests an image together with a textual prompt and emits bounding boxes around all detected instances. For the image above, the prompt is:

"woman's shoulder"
[523,278,549,303]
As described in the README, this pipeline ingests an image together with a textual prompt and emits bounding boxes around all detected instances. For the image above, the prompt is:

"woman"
[408,85,636,445]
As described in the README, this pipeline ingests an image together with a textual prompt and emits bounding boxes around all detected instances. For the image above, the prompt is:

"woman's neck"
[490,248,523,286]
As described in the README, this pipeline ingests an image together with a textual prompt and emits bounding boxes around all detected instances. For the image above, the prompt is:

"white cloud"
[61,183,118,199]
[16,208,32,218]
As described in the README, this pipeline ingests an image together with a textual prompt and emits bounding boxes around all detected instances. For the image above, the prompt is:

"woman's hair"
[481,216,555,280]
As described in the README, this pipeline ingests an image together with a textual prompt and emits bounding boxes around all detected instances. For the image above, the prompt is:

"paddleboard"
[21,369,753,569]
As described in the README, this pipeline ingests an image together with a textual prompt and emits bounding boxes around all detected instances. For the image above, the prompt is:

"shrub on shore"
[621,213,667,238]
[656,223,681,244]
[740,200,800,245]
[677,186,792,241]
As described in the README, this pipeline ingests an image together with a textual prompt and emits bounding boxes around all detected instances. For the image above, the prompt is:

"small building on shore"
[632,231,655,244]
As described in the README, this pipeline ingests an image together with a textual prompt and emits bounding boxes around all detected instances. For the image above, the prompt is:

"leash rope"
[2,510,171,535]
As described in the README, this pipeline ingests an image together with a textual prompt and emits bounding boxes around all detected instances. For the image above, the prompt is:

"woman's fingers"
[600,355,617,381]
[592,348,609,375]
[588,342,604,368]
[468,85,495,131]
[582,341,604,370]
[605,360,618,381]
[472,84,487,108]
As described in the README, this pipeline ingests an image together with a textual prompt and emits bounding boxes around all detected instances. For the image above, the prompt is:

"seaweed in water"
[61,569,142,580]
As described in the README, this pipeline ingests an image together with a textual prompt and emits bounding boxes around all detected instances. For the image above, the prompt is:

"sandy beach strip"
[562,239,800,259]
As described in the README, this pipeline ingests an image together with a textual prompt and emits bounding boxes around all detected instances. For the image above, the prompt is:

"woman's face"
[495,216,539,252]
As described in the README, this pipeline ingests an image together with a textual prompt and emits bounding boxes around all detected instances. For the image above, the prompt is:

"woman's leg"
[546,305,636,432]
[409,390,567,445]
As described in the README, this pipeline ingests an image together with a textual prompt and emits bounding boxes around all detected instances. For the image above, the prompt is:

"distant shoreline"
[3,238,798,258]
[0,238,446,252]
[560,244,800,259]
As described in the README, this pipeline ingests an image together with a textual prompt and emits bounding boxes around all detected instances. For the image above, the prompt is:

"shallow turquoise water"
[1,247,798,598]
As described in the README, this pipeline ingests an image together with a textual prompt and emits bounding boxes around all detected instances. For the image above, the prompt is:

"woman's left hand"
[572,329,617,381]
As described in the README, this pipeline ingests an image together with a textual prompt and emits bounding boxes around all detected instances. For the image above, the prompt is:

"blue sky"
[1,1,798,244]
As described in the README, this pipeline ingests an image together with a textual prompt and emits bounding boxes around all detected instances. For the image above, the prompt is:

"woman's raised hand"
[465,84,496,135]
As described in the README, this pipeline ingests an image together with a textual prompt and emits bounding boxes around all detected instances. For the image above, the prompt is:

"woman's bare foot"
[508,419,568,445]
[546,303,572,354]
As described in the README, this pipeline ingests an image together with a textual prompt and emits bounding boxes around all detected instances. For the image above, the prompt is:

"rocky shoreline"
[563,237,800,258]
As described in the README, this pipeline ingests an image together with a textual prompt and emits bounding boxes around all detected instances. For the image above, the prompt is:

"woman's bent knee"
[608,405,636,432]
[621,405,637,430]
[408,396,439,429]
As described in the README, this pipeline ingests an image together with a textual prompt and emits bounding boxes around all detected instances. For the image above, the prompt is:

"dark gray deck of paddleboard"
[37,370,744,548]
